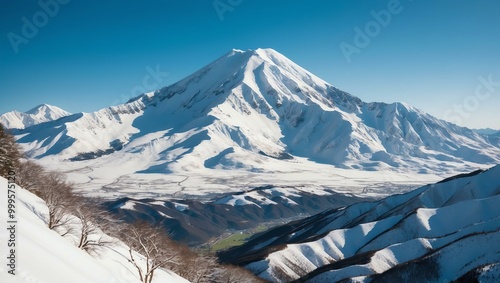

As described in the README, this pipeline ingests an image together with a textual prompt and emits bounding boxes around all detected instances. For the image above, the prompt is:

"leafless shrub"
[16,159,44,191]
[0,124,22,178]
[108,219,265,283]
[217,264,266,283]
[70,198,115,255]
[172,247,219,283]
[120,221,182,283]
[32,171,76,234]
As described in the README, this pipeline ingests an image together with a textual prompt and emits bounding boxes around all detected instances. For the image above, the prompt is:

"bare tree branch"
[120,221,181,283]
[69,199,115,255]
[0,124,22,178]
[16,160,44,191]
[32,171,76,234]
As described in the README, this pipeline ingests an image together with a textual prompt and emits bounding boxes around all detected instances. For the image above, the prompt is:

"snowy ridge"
[0,104,71,129]
[0,177,188,283]
[16,98,149,159]
[104,186,365,245]
[9,49,500,177]
[214,186,332,207]
[218,165,500,282]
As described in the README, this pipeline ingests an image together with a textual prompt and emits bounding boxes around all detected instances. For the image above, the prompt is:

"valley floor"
[43,156,445,200]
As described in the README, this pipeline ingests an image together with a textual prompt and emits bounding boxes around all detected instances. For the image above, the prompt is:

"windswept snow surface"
[7,49,500,198]
[0,177,189,283]
[0,104,71,129]
[218,165,500,282]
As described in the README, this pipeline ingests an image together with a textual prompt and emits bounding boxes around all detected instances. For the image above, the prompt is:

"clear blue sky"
[1,0,499,129]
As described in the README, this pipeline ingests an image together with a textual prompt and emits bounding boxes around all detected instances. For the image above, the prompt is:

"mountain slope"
[0,177,188,283]
[10,49,500,176]
[218,165,500,282]
[103,185,366,246]
[0,104,71,129]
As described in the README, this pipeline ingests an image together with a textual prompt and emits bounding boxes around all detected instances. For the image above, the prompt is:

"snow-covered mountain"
[11,49,500,175]
[0,177,188,283]
[104,185,366,245]
[218,165,500,282]
[0,104,71,129]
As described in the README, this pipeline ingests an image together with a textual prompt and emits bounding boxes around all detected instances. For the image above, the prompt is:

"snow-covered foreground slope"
[0,104,71,129]
[0,177,189,283]
[219,165,500,282]
[9,49,500,195]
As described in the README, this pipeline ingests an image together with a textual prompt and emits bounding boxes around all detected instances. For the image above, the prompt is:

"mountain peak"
[230,48,245,53]
[233,48,299,66]
[153,47,341,119]
[0,104,71,129]
[26,104,64,114]
[10,49,500,175]
[25,103,71,118]
[222,48,303,69]
[228,47,279,54]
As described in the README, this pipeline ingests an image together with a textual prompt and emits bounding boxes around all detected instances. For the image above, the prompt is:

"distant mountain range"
[0,104,70,129]
[5,49,500,175]
[219,165,500,282]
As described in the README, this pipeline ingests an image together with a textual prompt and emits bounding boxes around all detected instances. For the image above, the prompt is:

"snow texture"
[8,49,499,180]
[235,165,500,282]
[0,177,189,283]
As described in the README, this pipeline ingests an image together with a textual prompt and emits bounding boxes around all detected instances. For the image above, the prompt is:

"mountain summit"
[0,104,71,129]
[11,48,500,174]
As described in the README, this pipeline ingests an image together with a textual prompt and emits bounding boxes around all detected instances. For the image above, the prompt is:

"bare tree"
[16,159,44,191]
[121,221,181,283]
[171,245,264,283]
[172,248,219,283]
[17,160,115,253]
[217,265,265,283]
[0,124,22,178]
[104,217,265,283]
[71,198,115,255]
[33,171,76,233]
